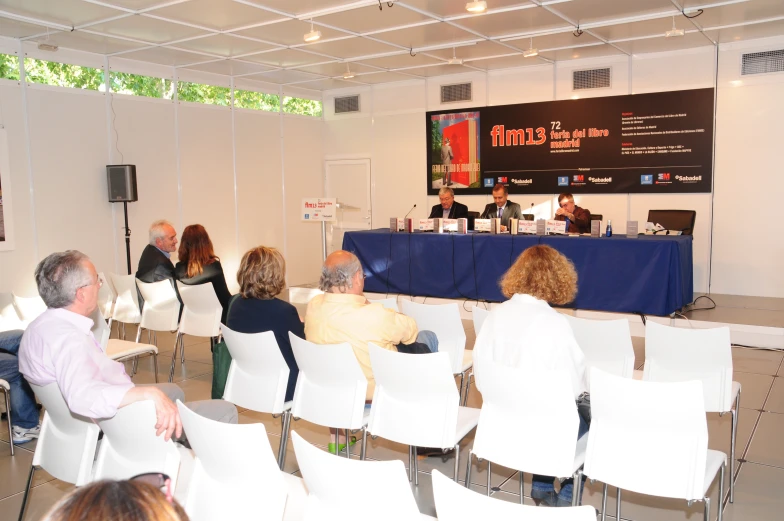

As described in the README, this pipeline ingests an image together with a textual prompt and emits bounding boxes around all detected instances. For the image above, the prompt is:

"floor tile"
[0,449,56,501]
[763,377,784,413]
[0,479,75,521]
[721,462,784,520]
[176,373,214,403]
[731,348,783,376]
[707,408,759,466]
[732,372,774,410]
[744,412,784,468]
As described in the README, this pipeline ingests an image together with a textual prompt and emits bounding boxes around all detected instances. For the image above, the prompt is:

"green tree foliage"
[0,54,19,81]
[234,89,279,111]
[283,96,322,117]
[24,58,104,90]
[431,120,443,164]
[178,81,230,106]
[110,71,173,99]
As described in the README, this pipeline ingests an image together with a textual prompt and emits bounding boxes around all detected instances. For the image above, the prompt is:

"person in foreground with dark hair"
[225,245,302,402]
[42,476,189,521]
[175,224,232,323]
[473,245,587,507]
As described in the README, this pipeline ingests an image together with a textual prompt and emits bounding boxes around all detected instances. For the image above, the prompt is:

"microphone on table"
[404,204,417,219]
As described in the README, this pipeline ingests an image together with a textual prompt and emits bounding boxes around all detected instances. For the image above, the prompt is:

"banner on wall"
[301,198,337,222]
[426,88,714,195]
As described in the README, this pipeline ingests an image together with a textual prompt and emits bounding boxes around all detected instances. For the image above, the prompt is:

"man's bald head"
[320,250,363,294]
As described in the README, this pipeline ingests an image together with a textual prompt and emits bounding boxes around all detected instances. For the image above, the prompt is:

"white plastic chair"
[96,272,116,330]
[136,279,181,342]
[584,368,727,521]
[90,308,160,382]
[468,353,586,504]
[176,400,306,521]
[432,469,597,521]
[564,315,635,381]
[368,297,399,312]
[367,343,480,484]
[12,293,46,326]
[291,430,424,521]
[400,300,472,404]
[0,379,12,455]
[171,282,222,382]
[94,400,183,488]
[222,325,292,469]
[471,305,490,335]
[289,333,369,459]
[109,273,142,339]
[643,321,740,502]
[0,292,25,332]
[20,383,101,521]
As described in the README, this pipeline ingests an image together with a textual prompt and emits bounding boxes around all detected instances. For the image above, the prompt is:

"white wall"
[323,38,784,298]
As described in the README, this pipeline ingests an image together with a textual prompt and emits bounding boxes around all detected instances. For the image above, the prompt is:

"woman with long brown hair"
[174,224,232,322]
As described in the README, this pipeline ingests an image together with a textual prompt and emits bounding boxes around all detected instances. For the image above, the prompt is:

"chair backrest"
[12,293,46,323]
[472,353,580,478]
[400,300,467,374]
[471,305,490,335]
[589,213,603,222]
[289,333,367,430]
[431,469,596,521]
[177,282,222,338]
[643,321,733,412]
[367,297,399,313]
[222,325,290,414]
[137,279,181,332]
[647,209,696,235]
[90,307,111,351]
[367,343,459,448]
[563,315,635,381]
[584,368,709,500]
[176,400,288,521]
[94,401,182,488]
[96,272,116,319]
[0,292,24,332]
[291,430,419,521]
[29,383,100,486]
[109,273,142,324]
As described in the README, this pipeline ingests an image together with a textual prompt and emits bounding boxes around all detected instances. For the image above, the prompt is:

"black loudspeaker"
[106,165,138,202]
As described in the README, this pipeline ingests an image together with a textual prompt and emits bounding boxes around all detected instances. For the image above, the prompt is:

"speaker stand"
[123,201,132,275]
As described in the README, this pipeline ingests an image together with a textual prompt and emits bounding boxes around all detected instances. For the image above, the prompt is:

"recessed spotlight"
[304,19,321,42]
[665,16,685,38]
[465,1,487,13]
[343,63,355,79]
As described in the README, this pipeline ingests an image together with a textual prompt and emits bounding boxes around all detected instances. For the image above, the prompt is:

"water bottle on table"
[606,220,613,237]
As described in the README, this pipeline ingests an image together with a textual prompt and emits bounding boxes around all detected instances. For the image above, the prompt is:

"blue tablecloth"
[342,230,693,316]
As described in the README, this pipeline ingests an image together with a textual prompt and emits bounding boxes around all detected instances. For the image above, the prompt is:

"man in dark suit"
[480,183,522,231]
[136,220,179,308]
[428,186,469,219]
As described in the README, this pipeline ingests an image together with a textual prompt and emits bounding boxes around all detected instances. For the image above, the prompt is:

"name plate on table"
[432,218,444,233]
[509,218,519,235]
[474,219,492,233]
[627,221,639,238]
[390,217,405,232]
[591,220,601,237]
[491,218,501,234]
[456,218,468,234]
[536,219,547,235]
[546,220,567,235]
[419,219,435,232]
[442,219,459,232]
[518,220,538,235]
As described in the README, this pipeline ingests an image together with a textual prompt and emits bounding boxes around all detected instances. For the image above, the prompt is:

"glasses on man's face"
[130,472,173,503]
[81,277,102,290]
[560,201,572,208]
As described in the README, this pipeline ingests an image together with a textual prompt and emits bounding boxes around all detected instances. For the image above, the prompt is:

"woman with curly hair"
[472,244,587,507]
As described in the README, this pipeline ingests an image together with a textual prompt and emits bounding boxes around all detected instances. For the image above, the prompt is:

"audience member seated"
[43,476,189,521]
[0,330,40,444]
[174,224,232,324]
[473,245,588,506]
[136,220,180,309]
[554,193,591,234]
[19,250,238,443]
[428,186,469,219]
[225,246,302,402]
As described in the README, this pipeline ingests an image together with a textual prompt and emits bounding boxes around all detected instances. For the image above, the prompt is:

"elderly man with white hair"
[136,219,180,308]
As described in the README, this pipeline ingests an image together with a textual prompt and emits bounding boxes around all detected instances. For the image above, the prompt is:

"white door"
[325,159,371,255]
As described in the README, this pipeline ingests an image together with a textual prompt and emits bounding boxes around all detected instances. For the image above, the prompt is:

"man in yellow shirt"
[305,250,438,402]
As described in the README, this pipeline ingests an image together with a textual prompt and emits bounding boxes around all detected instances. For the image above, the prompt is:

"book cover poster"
[430,111,481,189]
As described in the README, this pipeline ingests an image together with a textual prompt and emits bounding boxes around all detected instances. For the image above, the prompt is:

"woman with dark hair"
[473,244,587,507]
[225,246,302,402]
[175,224,232,323]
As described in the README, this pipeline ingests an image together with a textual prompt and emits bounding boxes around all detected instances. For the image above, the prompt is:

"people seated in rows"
[225,246,302,402]
[428,186,469,220]
[174,224,232,324]
[0,329,40,444]
[19,250,237,442]
[480,183,522,231]
[136,220,180,309]
[554,192,591,234]
[473,245,588,506]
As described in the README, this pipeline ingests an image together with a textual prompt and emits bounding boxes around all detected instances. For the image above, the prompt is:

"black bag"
[210,295,239,400]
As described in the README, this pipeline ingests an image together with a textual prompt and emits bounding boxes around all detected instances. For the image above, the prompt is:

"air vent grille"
[334,95,360,114]
[573,67,611,90]
[741,49,784,75]
[440,82,472,103]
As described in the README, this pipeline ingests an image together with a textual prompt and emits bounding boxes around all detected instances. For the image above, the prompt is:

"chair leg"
[132,357,139,376]
[360,427,368,461]
[601,484,608,521]
[616,487,622,521]
[730,388,740,503]
[519,472,524,505]
[572,470,583,506]
[703,496,711,521]
[464,450,473,489]
[413,446,419,486]
[18,465,35,521]
[168,332,181,382]
[277,411,291,470]
[344,429,350,459]
[458,372,465,404]
[153,353,159,383]
[453,444,460,483]
[3,388,12,456]
[718,461,725,521]
[121,323,126,340]
[180,335,186,364]
[408,446,413,482]
[486,461,492,496]
[462,371,472,406]
[135,326,143,343]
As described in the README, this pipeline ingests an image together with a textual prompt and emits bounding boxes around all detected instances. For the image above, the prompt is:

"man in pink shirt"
[19,250,236,441]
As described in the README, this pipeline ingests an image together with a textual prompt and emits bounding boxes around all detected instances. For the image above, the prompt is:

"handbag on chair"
[211,295,239,400]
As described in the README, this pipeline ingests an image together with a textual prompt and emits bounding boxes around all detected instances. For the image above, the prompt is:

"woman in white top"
[473,244,587,507]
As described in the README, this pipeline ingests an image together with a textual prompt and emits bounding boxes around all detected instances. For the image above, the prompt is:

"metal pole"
[123,201,131,275]
[321,220,327,261]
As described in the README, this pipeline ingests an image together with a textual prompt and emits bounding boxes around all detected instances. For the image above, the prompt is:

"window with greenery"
[110,71,173,99]
[24,58,104,90]
[177,81,230,106]
[234,89,279,112]
[0,54,19,81]
[283,96,323,117]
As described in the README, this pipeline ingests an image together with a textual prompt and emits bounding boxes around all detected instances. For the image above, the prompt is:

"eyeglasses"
[559,201,573,208]
[131,472,173,503]
[81,277,103,289]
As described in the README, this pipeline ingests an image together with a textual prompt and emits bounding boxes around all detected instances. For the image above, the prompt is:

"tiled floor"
[2,322,784,521]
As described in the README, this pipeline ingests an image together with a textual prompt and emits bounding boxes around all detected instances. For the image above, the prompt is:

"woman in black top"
[226,246,303,402]
[174,224,232,323]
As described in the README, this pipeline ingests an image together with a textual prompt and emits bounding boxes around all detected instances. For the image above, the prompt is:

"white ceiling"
[0,0,782,90]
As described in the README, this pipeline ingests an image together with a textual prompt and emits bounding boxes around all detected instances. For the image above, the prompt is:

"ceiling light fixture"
[37,42,59,52]
[343,63,355,79]
[665,16,685,37]
[447,47,463,65]
[523,37,538,58]
[304,19,321,42]
[465,1,487,14]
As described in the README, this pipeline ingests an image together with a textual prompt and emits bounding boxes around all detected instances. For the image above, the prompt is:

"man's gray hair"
[319,253,362,293]
[438,186,454,197]
[34,250,93,309]
[149,220,173,245]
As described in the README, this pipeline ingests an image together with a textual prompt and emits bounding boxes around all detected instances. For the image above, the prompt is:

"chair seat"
[106,339,158,361]
[461,350,473,373]
[282,472,308,521]
[703,450,727,496]
[454,406,481,444]
[0,379,9,391]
